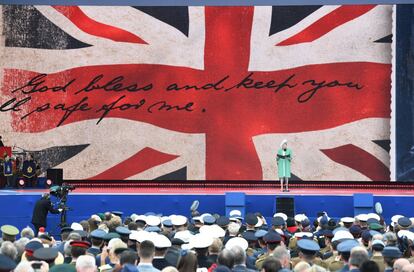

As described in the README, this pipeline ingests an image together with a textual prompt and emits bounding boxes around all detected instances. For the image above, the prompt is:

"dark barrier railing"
[63,180,414,190]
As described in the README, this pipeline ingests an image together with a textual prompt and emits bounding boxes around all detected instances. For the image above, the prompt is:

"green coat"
[277,148,292,178]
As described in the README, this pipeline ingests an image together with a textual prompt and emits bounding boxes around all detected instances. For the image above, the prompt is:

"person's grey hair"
[67,232,82,241]
[0,241,18,260]
[230,245,246,265]
[76,255,97,271]
[272,246,291,262]
[14,261,35,272]
[14,237,30,258]
[20,227,35,239]
[383,232,397,246]
[228,222,241,236]
[349,246,369,268]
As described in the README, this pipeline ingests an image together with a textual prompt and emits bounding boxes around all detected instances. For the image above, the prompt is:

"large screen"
[0,5,405,181]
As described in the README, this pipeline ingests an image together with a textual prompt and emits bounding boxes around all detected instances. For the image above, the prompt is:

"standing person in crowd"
[277,139,292,192]
[2,155,14,188]
[21,153,39,188]
[177,251,197,272]
[137,240,160,272]
[31,193,61,235]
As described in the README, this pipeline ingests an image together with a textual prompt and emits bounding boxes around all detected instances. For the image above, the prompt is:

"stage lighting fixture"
[46,179,53,187]
[18,179,25,188]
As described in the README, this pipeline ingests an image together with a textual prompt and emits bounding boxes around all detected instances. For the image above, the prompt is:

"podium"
[0,147,11,157]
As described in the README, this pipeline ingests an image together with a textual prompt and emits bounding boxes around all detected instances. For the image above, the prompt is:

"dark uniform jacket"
[31,197,60,227]
[153,257,172,270]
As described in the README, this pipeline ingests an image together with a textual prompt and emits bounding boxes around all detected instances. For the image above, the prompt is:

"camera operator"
[31,193,61,235]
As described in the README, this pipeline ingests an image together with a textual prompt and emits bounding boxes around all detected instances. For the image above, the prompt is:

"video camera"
[50,183,75,201]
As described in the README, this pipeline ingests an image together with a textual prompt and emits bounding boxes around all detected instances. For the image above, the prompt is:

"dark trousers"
[6,175,15,188]
[32,223,44,236]
[24,176,36,187]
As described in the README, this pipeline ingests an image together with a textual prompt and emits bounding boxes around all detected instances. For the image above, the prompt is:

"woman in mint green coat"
[277,139,292,192]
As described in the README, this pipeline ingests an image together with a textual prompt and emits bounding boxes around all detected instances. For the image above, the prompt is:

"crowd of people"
[1,204,414,272]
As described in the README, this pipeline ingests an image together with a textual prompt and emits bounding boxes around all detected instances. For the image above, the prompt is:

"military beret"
[255,229,268,239]
[367,218,380,225]
[319,229,334,238]
[69,240,91,249]
[171,238,185,246]
[382,246,402,258]
[349,225,362,235]
[328,219,338,228]
[369,223,383,231]
[301,219,311,228]
[39,233,53,241]
[398,217,412,228]
[297,239,320,253]
[33,247,59,262]
[103,232,121,241]
[162,219,173,228]
[116,226,131,236]
[263,231,282,243]
[0,225,19,236]
[242,231,257,242]
[91,229,106,239]
[361,230,372,241]
[25,241,43,256]
[0,254,16,271]
[202,215,216,225]
[245,213,258,226]
[49,264,76,272]
[272,216,285,227]
[216,216,230,227]
[112,211,124,217]
[337,239,359,253]
[319,215,329,226]
[60,227,73,234]
[286,217,296,227]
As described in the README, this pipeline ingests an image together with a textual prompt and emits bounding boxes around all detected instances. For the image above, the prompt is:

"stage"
[1,181,414,236]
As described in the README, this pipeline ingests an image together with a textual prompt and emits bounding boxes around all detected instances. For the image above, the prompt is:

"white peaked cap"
[225,237,248,251]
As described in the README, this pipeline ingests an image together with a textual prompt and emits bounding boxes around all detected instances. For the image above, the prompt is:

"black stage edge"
[63,180,414,190]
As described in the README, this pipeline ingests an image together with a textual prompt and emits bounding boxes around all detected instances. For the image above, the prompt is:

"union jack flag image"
[0,5,392,181]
